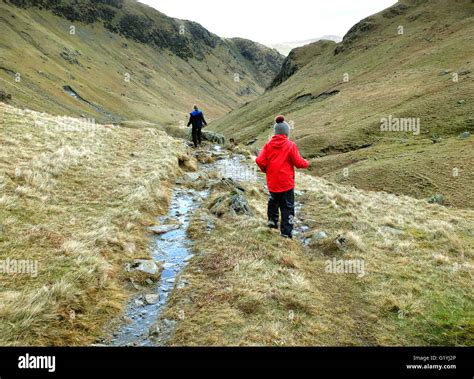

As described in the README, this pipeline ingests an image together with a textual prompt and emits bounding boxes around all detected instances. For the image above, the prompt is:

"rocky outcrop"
[269,40,336,88]
[202,130,226,145]
[382,3,410,18]
[228,38,285,88]
[0,90,12,102]
[60,48,81,65]
[269,53,300,89]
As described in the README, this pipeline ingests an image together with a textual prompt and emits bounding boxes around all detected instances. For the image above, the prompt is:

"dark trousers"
[192,126,202,147]
[268,189,295,237]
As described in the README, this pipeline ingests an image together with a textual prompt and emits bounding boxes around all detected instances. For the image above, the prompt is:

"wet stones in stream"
[127,259,162,285]
[110,188,205,347]
[175,171,214,191]
[148,223,180,235]
[132,260,160,275]
[194,150,215,164]
[144,294,160,305]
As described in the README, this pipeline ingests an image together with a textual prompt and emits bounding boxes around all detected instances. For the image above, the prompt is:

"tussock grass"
[0,103,188,345]
[160,159,473,346]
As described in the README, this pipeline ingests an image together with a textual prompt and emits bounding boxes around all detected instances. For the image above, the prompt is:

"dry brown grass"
[0,103,189,345]
[159,156,473,346]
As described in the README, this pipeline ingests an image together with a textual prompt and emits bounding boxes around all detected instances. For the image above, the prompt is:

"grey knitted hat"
[274,121,290,136]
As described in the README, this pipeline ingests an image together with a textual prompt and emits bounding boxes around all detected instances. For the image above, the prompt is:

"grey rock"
[144,294,160,305]
[314,231,329,240]
[202,130,226,145]
[459,131,470,139]
[133,260,160,276]
[183,172,201,182]
[163,319,177,328]
[335,235,348,249]
[210,189,252,217]
[149,326,160,336]
[60,48,80,64]
[148,224,180,235]
[428,194,445,205]
[229,190,252,216]
[123,317,133,324]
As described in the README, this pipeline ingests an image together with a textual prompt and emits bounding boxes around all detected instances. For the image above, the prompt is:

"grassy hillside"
[0,102,195,345]
[0,0,283,125]
[210,0,474,208]
[228,38,285,87]
[156,157,474,346]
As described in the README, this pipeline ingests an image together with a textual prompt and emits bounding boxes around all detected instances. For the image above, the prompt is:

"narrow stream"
[108,145,309,346]
[110,188,207,346]
[108,145,245,346]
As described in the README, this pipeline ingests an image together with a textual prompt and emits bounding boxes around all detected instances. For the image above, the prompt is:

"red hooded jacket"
[256,135,309,193]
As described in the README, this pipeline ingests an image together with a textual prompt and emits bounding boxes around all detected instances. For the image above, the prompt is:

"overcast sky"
[139,0,398,44]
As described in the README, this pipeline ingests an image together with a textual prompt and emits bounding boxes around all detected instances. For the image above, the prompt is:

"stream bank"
[108,145,261,346]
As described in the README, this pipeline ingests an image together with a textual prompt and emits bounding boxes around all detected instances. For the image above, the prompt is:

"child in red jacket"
[256,115,309,239]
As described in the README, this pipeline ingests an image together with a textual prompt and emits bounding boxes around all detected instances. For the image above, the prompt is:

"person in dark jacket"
[256,115,309,239]
[187,105,208,148]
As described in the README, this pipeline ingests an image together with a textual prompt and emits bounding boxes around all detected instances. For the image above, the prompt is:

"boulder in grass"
[428,194,445,205]
[310,235,348,257]
[229,189,252,216]
[186,129,226,145]
[313,231,329,241]
[202,130,226,145]
[210,189,252,217]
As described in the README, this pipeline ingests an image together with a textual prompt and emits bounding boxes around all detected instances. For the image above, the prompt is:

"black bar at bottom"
[0,347,471,377]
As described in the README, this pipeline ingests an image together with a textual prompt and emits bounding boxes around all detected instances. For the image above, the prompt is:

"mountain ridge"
[0,0,284,124]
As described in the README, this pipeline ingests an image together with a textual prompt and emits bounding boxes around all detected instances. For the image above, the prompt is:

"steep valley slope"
[0,0,284,125]
[210,0,474,208]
